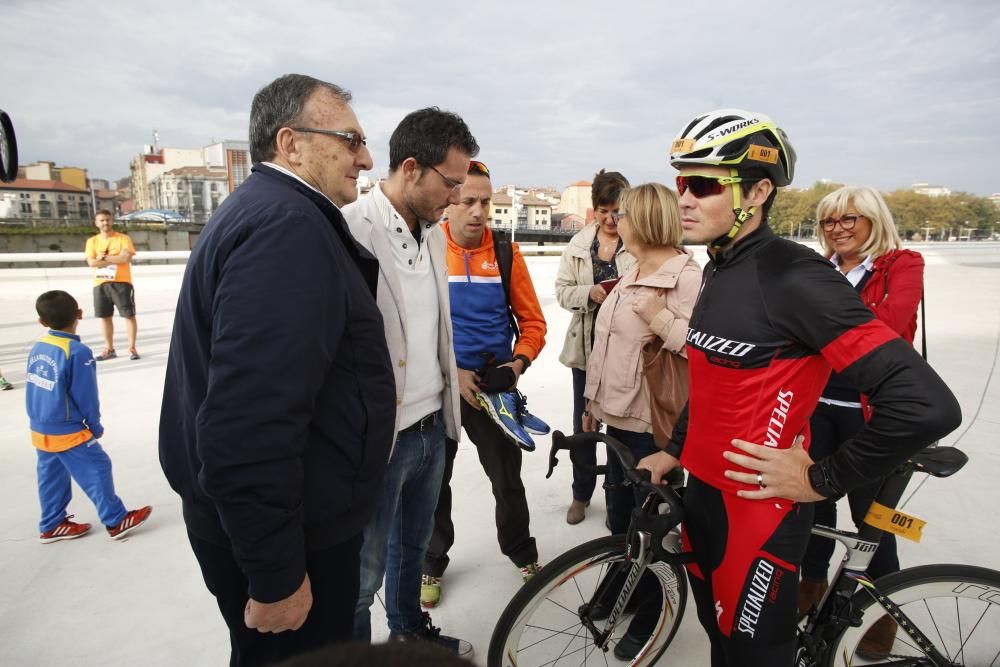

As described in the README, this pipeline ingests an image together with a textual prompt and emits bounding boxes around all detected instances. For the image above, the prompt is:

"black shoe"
[391,612,474,658]
[613,629,651,661]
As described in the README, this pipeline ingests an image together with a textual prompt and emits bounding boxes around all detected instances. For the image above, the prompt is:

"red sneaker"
[107,506,152,540]
[40,516,92,543]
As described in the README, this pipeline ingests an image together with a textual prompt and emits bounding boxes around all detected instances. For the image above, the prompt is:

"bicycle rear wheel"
[824,564,1000,666]
[488,535,687,667]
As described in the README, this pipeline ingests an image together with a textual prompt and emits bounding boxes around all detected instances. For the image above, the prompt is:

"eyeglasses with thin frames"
[611,210,627,224]
[819,214,862,231]
[426,164,464,192]
[289,127,367,153]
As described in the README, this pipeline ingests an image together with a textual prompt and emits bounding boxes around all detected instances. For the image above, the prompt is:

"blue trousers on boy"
[37,439,127,532]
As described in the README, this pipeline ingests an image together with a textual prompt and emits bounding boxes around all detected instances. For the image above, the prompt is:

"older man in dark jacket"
[159,74,396,667]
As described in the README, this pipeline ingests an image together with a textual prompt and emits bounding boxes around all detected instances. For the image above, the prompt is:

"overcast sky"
[4,0,998,195]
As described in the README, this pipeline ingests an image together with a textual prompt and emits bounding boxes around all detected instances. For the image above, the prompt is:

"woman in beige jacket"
[584,182,701,527]
[555,170,634,525]
[582,182,701,659]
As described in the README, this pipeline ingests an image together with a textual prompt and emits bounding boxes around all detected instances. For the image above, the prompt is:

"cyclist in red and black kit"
[638,109,961,666]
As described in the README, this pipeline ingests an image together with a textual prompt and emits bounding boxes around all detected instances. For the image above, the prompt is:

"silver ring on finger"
[757,472,766,489]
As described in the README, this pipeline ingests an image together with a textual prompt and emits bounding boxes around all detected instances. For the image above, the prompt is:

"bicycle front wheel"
[488,535,687,667]
[824,563,1000,666]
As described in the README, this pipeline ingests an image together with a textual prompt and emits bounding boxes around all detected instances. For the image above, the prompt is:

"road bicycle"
[488,431,1000,666]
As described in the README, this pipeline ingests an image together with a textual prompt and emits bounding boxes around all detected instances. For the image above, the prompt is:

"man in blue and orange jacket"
[421,161,547,607]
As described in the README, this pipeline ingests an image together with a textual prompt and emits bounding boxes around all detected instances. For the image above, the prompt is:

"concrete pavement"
[0,242,997,665]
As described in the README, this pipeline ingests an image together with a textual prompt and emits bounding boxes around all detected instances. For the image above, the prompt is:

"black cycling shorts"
[682,474,813,666]
[93,282,136,318]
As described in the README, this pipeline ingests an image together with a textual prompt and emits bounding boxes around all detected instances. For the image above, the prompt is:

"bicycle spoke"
[892,626,925,656]
[956,595,963,664]
[571,574,586,608]
[522,621,593,642]
[490,537,687,667]
[542,624,592,667]
[916,599,951,660]
[953,598,990,664]
[544,595,587,618]
[581,638,609,667]
[517,618,601,657]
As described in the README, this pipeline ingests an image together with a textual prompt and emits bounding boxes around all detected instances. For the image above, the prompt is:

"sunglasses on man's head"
[468,160,490,177]
[290,127,367,153]
[676,174,752,199]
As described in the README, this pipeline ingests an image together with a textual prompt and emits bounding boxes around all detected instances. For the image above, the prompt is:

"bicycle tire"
[488,534,687,667]
[823,563,1000,666]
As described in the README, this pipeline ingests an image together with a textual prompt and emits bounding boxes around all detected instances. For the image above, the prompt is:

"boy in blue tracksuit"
[26,290,151,543]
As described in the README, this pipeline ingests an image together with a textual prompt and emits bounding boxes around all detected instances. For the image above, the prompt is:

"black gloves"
[477,365,517,393]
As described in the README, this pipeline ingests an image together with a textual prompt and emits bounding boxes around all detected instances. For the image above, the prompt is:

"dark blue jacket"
[159,165,396,603]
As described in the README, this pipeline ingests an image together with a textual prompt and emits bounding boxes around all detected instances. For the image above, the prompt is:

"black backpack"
[492,230,520,341]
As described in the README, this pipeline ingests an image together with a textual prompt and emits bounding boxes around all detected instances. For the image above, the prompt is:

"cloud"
[3,0,998,194]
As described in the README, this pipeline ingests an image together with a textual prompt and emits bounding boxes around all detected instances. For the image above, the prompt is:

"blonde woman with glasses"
[799,185,924,660]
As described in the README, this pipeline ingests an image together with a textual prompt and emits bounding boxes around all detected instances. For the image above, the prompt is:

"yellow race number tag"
[864,502,926,543]
[747,144,779,164]
[671,139,695,154]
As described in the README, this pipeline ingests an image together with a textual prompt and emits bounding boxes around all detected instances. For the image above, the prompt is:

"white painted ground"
[0,242,997,665]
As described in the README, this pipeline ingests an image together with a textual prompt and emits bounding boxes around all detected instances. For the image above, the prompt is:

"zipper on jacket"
[462,251,472,283]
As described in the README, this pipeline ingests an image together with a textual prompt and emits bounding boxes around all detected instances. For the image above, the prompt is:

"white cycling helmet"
[669,109,796,187]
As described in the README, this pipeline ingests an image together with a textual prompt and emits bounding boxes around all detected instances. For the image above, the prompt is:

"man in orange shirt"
[421,160,548,608]
[84,210,139,360]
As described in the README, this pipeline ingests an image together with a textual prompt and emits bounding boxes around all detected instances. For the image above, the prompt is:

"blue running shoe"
[478,391,535,451]
[515,391,550,435]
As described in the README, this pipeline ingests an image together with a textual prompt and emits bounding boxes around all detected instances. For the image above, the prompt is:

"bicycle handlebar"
[546,430,684,523]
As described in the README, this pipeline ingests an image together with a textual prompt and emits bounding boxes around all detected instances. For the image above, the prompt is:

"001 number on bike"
[863,501,926,542]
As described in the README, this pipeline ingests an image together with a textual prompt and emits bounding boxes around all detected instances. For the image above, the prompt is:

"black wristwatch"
[514,354,532,372]
[807,461,843,499]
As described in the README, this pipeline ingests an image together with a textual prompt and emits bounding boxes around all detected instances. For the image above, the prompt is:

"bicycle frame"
[797,463,954,666]
[547,431,689,650]
[582,508,656,649]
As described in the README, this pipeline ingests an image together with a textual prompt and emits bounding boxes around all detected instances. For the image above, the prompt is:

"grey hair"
[249,74,352,163]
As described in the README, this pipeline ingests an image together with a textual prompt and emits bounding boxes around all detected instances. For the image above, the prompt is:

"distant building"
[94,188,120,215]
[988,192,1000,208]
[519,194,552,229]
[530,187,562,207]
[556,180,592,219]
[491,192,515,228]
[912,182,952,197]
[131,141,252,210]
[19,161,90,191]
[203,140,252,192]
[0,178,91,219]
[130,146,205,210]
[555,212,587,232]
[149,166,229,221]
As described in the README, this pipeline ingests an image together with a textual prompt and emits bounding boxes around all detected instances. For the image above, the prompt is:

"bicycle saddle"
[908,445,967,478]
